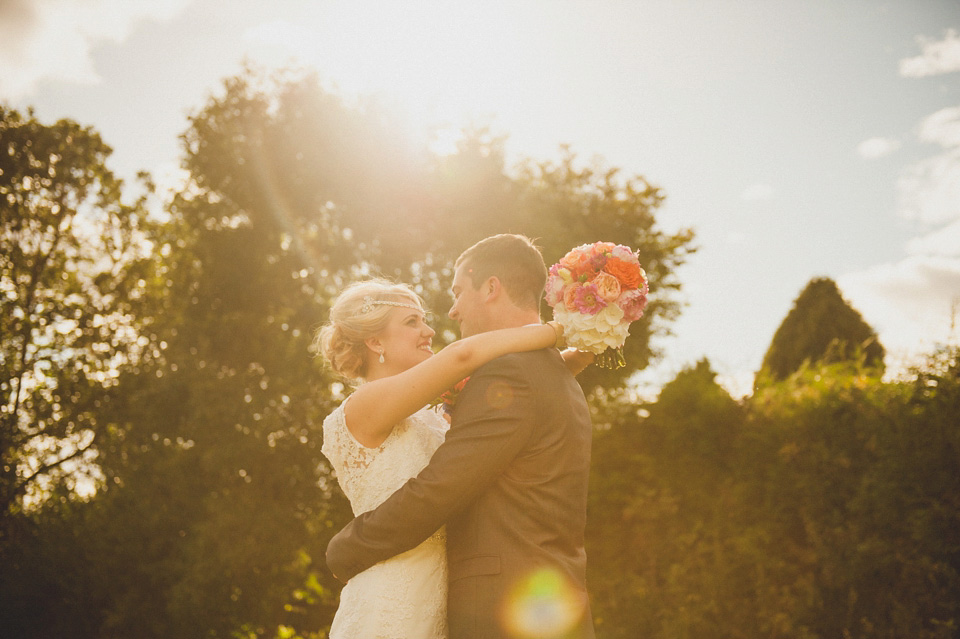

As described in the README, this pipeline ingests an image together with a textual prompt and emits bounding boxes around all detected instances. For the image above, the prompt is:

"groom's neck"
[484,306,543,331]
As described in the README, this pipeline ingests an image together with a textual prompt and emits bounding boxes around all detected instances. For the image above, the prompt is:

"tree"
[175,66,695,385]
[587,348,960,639]
[0,106,154,519]
[759,277,885,383]
[586,359,745,638]
[150,66,695,636]
[745,352,960,639]
[0,66,697,637]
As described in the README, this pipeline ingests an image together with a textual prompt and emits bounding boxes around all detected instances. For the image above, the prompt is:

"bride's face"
[376,308,435,373]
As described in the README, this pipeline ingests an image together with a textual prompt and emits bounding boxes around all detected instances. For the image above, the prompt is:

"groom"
[326,234,596,639]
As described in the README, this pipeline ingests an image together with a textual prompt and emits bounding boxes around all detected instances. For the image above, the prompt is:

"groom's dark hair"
[455,234,547,312]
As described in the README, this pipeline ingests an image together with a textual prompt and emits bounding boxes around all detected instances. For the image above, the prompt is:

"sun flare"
[241,2,535,154]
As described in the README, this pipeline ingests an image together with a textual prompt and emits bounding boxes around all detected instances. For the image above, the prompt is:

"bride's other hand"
[560,347,595,376]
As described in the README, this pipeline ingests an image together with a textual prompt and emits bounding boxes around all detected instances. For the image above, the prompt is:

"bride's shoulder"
[322,396,352,431]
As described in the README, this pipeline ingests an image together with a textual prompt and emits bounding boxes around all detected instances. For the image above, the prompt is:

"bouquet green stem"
[596,347,626,369]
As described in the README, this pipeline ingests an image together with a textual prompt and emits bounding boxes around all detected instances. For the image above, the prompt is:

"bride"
[316,278,578,638]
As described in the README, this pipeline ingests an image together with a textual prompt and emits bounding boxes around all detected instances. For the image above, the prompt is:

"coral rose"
[603,258,644,289]
[593,271,622,302]
[563,282,582,311]
[560,249,596,278]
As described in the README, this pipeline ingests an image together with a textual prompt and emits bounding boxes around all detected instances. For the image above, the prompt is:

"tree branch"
[6,434,98,506]
[9,206,73,422]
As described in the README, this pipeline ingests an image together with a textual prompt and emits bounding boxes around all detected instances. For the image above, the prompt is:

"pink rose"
[595,241,616,253]
[545,273,566,306]
[617,287,649,322]
[611,245,636,262]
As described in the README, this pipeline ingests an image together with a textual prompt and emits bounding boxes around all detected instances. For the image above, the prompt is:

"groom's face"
[449,263,487,338]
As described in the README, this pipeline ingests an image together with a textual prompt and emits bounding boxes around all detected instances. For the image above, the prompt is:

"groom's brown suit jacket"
[325,348,596,639]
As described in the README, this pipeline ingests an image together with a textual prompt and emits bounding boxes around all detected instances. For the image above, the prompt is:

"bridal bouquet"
[546,242,648,369]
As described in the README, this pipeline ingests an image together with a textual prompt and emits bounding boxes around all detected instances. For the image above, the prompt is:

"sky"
[2,0,959,396]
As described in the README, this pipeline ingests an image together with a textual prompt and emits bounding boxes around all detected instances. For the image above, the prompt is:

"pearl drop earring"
[379,348,385,364]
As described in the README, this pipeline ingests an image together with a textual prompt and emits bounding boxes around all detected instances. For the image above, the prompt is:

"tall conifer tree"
[760,277,884,381]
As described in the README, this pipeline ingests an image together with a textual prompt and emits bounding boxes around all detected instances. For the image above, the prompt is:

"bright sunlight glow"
[241,1,540,154]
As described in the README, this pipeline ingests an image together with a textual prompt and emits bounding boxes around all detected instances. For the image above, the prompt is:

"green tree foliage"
[0,67,695,639]
[174,68,694,385]
[744,355,960,638]
[760,277,885,382]
[145,67,690,636]
[0,106,154,517]
[587,351,960,639]
[584,279,955,638]
[587,359,745,637]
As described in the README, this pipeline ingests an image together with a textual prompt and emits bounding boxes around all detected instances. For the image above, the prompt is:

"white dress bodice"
[321,400,450,639]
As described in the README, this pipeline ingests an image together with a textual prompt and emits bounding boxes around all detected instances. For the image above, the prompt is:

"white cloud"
[0,0,191,100]
[918,106,960,148]
[898,145,960,225]
[725,230,747,245]
[906,219,960,257]
[239,20,337,76]
[242,19,316,62]
[897,107,960,226]
[0,0,35,57]
[740,183,775,201]
[857,136,900,159]
[244,19,313,51]
[863,96,960,371]
[839,256,960,371]
[899,28,960,78]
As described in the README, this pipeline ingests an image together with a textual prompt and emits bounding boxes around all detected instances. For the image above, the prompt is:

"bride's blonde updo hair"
[315,278,426,380]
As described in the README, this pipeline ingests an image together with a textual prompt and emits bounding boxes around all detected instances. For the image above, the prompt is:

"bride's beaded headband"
[359,295,423,315]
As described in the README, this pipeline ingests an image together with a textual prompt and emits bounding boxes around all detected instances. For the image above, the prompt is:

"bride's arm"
[345,322,562,448]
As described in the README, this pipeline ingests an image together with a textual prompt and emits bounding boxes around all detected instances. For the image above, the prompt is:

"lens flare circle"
[501,566,586,638]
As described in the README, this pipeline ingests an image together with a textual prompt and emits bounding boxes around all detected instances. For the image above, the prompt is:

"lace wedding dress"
[321,400,450,639]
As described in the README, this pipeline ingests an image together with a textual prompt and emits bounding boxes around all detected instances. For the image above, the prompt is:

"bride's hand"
[560,347,594,376]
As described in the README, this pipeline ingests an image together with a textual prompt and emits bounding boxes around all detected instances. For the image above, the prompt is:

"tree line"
[589,301,959,638]
[1,68,957,638]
